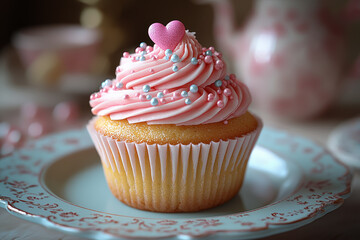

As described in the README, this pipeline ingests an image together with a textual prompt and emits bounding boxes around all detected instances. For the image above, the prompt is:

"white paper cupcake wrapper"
[87,117,262,212]
[87,117,262,183]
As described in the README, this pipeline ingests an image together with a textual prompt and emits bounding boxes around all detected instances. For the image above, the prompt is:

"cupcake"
[87,20,262,212]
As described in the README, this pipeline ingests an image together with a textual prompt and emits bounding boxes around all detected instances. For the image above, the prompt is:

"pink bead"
[163,89,169,94]
[123,52,130,58]
[223,120,228,125]
[135,92,140,97]
[199,55,204,59]
[202,47,207,52]
[204,56,212,64]
[131,56,136,62]
[215,60,224,70]
[135,47,142,53]
[170,97,175,101]
[53,102,79,122]
[149,68,154,73]
[217,89,222,94]
[198,59,203,65]
[230,74,236,80]
[215,52,222,58]
[139,95,146,101]
[160,98,166,104]
[123,94,129,100]
[217,100,224,108]
[116,66,121,73]
[103,88,109,93]
[209,47,215,52]
[224,88,232,96]
[207,93,214,101]
[173,91,180,98]
[222,81,228,87]
[146,46,153,53]
[95,93,101,98]
[90,93,96,100]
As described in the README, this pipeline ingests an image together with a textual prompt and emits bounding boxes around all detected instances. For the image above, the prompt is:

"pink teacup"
[13,25,101,76]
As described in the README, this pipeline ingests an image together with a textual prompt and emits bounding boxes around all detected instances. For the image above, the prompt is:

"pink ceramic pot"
[212,0,348,119]
[13,25,101,73]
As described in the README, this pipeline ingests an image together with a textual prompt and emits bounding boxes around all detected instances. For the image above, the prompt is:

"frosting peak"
[90,21,251,125]
[116,32,225,90]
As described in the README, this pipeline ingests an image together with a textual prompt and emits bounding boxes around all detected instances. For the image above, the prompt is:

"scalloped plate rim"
[0,127,352,240]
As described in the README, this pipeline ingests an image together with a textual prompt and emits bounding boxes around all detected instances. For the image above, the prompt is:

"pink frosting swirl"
[116,32,224,90]
[90,32,251,125]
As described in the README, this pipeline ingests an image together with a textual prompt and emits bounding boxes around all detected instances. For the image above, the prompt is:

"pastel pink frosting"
[90,31,251,125]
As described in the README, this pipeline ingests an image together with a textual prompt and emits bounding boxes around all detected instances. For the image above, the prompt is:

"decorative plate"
[0,127,351,240]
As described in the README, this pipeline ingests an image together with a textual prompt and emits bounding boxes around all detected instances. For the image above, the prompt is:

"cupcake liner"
[87,117,262,212]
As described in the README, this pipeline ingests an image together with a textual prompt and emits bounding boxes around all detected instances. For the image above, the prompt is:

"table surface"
[1,50,360,240]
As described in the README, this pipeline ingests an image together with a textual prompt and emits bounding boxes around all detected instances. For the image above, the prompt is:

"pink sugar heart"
[148,20,185,51]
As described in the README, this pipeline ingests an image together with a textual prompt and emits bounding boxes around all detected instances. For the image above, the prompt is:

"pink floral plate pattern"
[0,127,352,240]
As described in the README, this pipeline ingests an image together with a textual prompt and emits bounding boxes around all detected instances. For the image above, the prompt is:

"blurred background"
[0,0,359,155]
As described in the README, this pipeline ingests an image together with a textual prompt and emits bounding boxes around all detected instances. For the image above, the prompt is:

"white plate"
[0,127,351,239]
